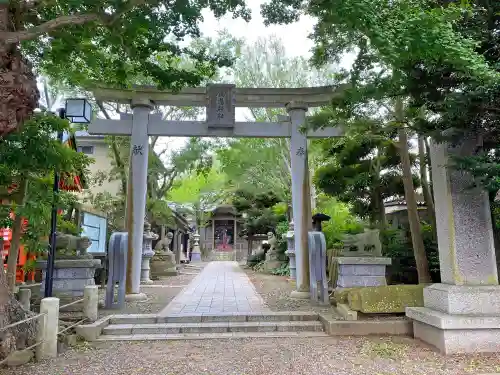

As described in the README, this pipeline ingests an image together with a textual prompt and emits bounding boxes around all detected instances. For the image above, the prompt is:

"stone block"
[335,257,392,265]
[338,264,386,276]
[347,284,426,313]
[406,307,500,329]
[423,283,500,316]
[75,316,110,341]
[337,276,386,288]
[336,303,357,320]
[412,319,500,354]
[320,316,413,336]
[5,349,34,366]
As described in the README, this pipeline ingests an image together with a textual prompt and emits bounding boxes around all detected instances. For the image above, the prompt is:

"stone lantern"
[284,221,296,280]
[191,232,202,262]
[141,221,158,284]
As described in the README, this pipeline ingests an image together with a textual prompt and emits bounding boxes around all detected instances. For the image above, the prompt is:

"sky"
[159,1,330,154]
[199,1,316,58]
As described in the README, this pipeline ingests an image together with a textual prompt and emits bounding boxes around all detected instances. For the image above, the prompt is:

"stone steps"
[103,321,324,335]
[96,331,328,341]
[85,311,326,342]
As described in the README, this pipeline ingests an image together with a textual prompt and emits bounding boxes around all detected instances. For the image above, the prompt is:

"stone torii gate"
[88,84,343,301]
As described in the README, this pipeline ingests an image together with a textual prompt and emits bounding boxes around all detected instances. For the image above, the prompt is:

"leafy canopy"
[7,1,251,89]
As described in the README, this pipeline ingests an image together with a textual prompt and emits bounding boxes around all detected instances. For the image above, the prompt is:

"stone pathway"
[159,261,268,315]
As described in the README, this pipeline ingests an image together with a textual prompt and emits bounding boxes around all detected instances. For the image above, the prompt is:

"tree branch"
[2,0,152,45]
[0,13,103,44]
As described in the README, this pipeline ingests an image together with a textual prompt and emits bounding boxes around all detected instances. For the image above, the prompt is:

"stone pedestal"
[284,221,296,280]
[263,252,282,273]
[150,252,178,278]
[38,259,101,311]
[191,233,202,262]
[334,257,391,288]
[406,137,500,354]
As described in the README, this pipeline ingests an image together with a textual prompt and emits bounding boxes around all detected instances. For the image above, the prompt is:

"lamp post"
[44,99,92,298]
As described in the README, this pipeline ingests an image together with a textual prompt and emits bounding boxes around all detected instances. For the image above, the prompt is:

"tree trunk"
[0,4,40,138]
[398,126,432,283]
[418,136,437,237]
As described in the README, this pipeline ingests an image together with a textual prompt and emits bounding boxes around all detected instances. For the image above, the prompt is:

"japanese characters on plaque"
[206,84,236,128]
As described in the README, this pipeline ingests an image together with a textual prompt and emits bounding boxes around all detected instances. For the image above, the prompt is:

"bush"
[247,252,265,267]
[381,224,440,284]
[271,263,290,276]
[315,195,365,248]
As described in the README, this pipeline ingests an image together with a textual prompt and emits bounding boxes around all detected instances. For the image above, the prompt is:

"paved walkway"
[160,261,268,315]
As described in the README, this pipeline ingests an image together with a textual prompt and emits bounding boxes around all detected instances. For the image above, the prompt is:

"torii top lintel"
[90,84,346,108]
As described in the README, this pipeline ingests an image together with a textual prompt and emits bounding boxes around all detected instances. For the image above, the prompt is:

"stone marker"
[105,232,128,309]
[406,135,500,354]
[308,231,329,305]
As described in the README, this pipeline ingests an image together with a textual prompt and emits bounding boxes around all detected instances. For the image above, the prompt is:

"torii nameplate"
[206,84,235,128]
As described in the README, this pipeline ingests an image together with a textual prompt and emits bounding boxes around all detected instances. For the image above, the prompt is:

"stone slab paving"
[159,261,268,315]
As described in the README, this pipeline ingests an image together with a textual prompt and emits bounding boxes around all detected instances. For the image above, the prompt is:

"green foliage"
[15,1,251,90]
[315,130,420,226]
[0,113,90,253]
[247,252,266,267]
[381,224,440,284]
[232,189,286,237]
[315,195,364,249]
[168,164,228,227]
[271,263,290,276]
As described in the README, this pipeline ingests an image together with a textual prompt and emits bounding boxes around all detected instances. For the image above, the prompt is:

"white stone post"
[18,288,31,311]
[406,135,500,354]
[191,232,202,262]
[36,297,59,361]
[124,100,151,301]
[287,102,311,299]
[83,285,98,322]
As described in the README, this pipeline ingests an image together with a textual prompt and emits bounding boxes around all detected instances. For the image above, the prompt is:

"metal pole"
[44,108,65,298]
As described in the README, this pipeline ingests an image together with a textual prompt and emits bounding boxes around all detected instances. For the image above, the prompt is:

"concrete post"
[36,297,59,360]
[124,99,152,301]
[406,135,500,354]
[287,102,311,299]
[83,285,99,322]
[18,288,31,311]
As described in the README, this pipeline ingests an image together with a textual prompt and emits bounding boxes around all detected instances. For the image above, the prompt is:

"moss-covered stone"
[347,284,427,313]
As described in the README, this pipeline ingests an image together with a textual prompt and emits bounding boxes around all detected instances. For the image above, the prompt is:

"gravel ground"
[5,336,500,375]
[246,269,338,315]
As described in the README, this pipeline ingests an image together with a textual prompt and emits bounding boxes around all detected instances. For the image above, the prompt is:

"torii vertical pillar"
[287,102,312,299]
[125,99,152,301]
